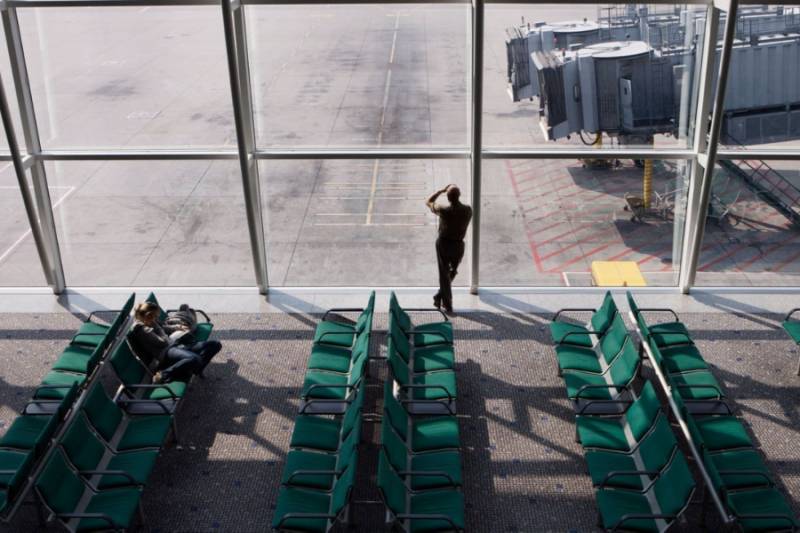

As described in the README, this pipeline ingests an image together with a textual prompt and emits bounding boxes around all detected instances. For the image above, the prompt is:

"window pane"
[485,4,705,150]
[480,158,690,286]
[262,159,471,286]
[696,159,800,286]
[45,160,254,286]
[0,165,48,286]
[247,5,470,149]
[20,7,234,149]
[719,5,800,150]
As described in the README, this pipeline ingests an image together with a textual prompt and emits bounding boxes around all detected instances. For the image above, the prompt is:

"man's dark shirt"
[433,202,473,241]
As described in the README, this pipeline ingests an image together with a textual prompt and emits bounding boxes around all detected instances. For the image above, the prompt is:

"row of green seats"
[300,292,375,415]
[0,294,135,520]
[272,293,375,531]
[550,292,641,415]
[34,378,178,531]
[628,292,726,406]
[628,293,799,531]
[388,293,456,415]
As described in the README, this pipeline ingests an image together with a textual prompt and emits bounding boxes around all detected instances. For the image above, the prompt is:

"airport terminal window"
[260,159,470,286]
[45,160,254,286]
[486,4,706,150]
[19,7,235,149]
[695,159,800,286]
[480,158,690,286]
[246,4,471,149]
[0,165,48,286]
[718,5,800,150]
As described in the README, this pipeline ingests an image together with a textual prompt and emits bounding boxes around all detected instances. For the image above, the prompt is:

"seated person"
[129,301,221,383]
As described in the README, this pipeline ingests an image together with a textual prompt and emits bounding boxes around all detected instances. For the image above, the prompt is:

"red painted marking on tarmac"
[539,225,622,262]
[734,232,800,271]
[548,242,615,273]
[770,246,800,272]
[506,160,543,272]
[532,220,602,249]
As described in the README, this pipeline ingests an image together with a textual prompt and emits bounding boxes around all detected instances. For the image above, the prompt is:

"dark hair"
[446,186,461,203]
[134,301,160,322]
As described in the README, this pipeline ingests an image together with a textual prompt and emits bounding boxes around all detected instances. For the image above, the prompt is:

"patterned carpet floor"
[0,309,798,532]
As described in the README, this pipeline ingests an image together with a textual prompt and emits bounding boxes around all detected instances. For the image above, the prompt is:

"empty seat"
[383,381,458,453]
[390,292,453,348]
[550,291,618,348]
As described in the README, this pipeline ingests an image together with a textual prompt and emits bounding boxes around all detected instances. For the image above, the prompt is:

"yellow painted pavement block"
[591,261,647,287]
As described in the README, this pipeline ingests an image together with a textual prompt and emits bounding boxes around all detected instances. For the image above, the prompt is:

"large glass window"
[44,160,254,286]
[480,158,690,286]
[246,4,470,149]
[485,4,706,150]
[20,7,235,149]
[261,158,470,286]
[695,159,800,286]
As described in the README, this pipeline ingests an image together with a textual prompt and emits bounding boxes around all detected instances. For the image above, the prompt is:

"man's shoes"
[443,304,455,316]
[433,296,442,309]
[153,371,165,384]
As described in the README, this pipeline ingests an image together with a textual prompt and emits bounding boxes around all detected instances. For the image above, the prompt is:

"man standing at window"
[426,184,473,314]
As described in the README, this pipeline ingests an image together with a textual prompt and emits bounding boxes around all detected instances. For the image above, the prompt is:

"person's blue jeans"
[160,340,222,381]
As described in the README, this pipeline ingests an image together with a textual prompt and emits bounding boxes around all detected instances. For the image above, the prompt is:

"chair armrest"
[574,384,628,400]
[612,514,676,532]
[86,309,122,322]
[557,330,602,344]
[316,331,355,344]
[716,470,773,486]
[57,512,121,530]
[79,469,139,488]
[400,308,449,321]
[674,384,723,400]
[302,383,356,400]
[598,470,660,490]
[398,470,458,486]
[552,308,596,321]
[284,469,341,485]
[116,398,172,415]
[322,308,364,322]
[637,307,681,322]
[276,513,335,529]
[731,513,797,528]
[397,384,453,402]
[785,308,800,322]
[119,384,179,400]
[399,398,456,415]
[576,399,633,415]
[682,398,732,414]
[396,514,460,530]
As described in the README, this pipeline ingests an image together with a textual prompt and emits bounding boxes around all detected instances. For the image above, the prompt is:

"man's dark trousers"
[435,237,465,310]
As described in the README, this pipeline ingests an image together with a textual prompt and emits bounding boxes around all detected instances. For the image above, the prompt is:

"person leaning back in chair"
[129,301,221,384]
[426,183,472,314]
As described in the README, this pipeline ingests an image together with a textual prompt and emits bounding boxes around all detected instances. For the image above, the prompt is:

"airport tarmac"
[0,4,799,288]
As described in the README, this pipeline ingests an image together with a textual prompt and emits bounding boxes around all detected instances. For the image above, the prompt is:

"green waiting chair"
[680,400,753,453]
[562,336,640,415]
[313,291,375,348]
[555,314,628,375]
[647,337,726,410]
[272,459,356,532]
[389,318,455,373]
[550,291,618,348]
[291,387,363,453]
[388,342,456,416]
[584,413,677,490]
[381,421,462,491]
[35,448,144,532]
[300,343,368,415]
[0,384,78,457]
[110,341,186,416]
[377,450,465,532]
[0,449,33,516]
[390,292,453,348]
[281,424,359,491]
[307,329,370,375]
[81,383,173,452]
[71,293,135,348]
[383,381,459,454]
[59,413,158,491]
[594,449,695,532]
[781,308,800,376]
[576,381,661,452]
[627,291,693,349]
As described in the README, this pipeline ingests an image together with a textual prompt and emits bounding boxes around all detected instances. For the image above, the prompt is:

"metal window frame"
[3,0,792,295]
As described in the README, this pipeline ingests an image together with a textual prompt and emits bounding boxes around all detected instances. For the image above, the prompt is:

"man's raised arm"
[426,185,451,213]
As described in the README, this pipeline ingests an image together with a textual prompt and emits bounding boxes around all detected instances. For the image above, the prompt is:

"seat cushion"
[596,488,655,531]
[694,416,752,451]
[556,344,603,373]
[307,344,353,374]
[409,451,462,490]
[409,489,465,532]
[142,381,188,401]
[576,416,629,451]
[0,449,33,492]
[302,371,349,400]
[550,321,593,347]
[72,322,111,347]
[660,345,708,373]
[117,416,172,451]
[281,450,337,490]
[670,370,723,400]
[1,415,52,451]
[314,321,356,348]
[412,322,453,347]
[411,417,459,452]
[727,487,799,532]
[291,416,342,452]
[413,345,455,373]
[271,486,331,532]
[585,450,641,489]
[411,371,457,401]
[100,449,160,489]
[648,321,692,347]
[709,449,770,491]
[79,487,142,531]
[38,371,86,399]
[51,345,96,374]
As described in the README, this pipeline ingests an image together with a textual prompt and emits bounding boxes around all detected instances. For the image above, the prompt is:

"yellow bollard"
[643,159,653,209]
